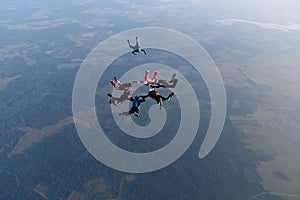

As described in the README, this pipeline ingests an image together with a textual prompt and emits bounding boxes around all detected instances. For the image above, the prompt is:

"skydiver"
[119,96,146,117]
[127,36,147,55]
[108,90,131,106]
[140,88,174,110]
[139,70,159,86]
[150,73,178,88]
[110,77,137,91]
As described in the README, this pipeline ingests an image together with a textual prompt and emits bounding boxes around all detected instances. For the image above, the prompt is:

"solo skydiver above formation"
[127,36,147,55]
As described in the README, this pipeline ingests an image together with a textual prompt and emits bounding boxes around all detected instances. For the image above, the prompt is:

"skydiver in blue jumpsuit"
[119,96,146,117]
[127,36,147,55]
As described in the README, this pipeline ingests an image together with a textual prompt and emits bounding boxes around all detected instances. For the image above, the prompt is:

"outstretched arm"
[131,80,138,85]
[135,36,139,45]
[165,78,178,88]
[139,97,146,103]
[134,37,140,49]
[139,93,149,99]
[127,40,134,49]
[150,82,165,88]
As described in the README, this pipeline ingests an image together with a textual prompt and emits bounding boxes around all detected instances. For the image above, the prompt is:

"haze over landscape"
[0,0,300,199]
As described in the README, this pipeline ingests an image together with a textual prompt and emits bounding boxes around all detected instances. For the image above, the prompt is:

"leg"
[167,92,175,99]
[166,79,178,88]
[153,71,159,80]
[134,110,140,117]
[144,70,149,81]
[161,92,174,101]
[148,71,159,84]
[141,49,146,55]
[131,50,138,55]
[170,73,176,82]
[159,98,163,110]
[110,80,116,88]
[114,77,123,88]
[114,77,121,84]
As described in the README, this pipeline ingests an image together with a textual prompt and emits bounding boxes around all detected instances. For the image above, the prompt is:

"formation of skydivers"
[108,37,178,117]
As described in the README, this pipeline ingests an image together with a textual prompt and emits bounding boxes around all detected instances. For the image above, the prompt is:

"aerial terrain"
[0,0,300,199]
